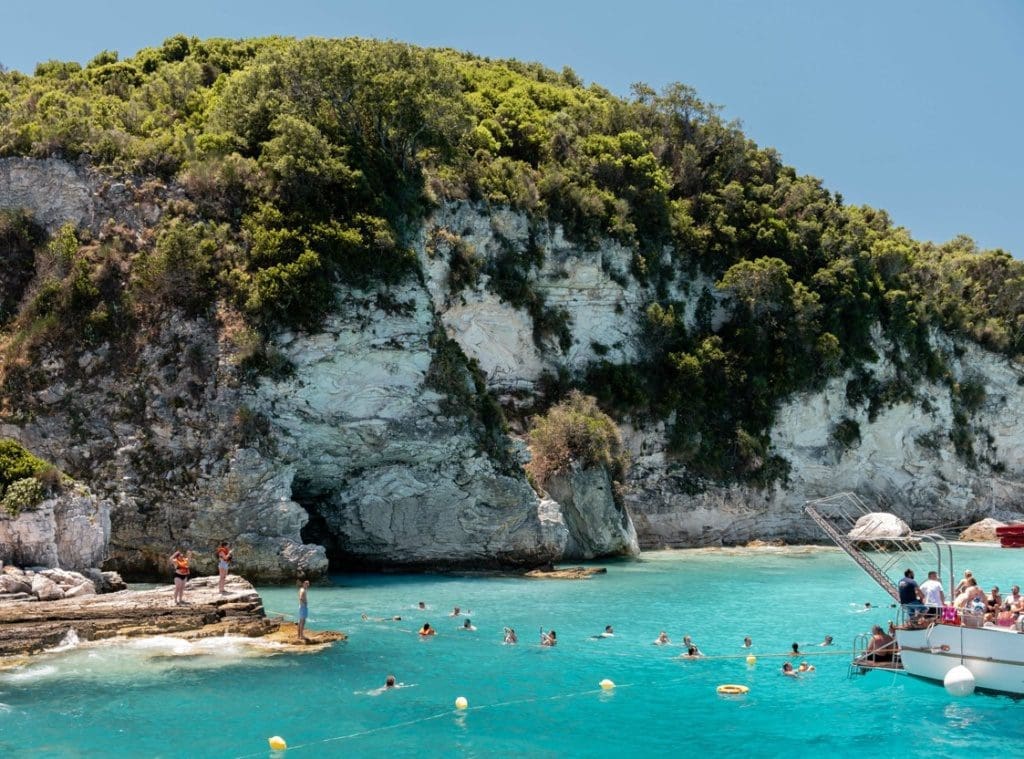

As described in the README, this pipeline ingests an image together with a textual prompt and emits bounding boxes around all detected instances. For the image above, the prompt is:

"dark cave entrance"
[293,479,352,571]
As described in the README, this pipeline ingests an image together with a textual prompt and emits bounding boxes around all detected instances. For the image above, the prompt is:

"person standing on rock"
[216,541,233,594]
[170,550,192,605]
[297,580,310,641]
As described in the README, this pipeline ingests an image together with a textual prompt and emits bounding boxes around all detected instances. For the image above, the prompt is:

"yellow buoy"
[268,735,287,750]
[455,696,469,709]
[599,678,615,690]
[745,655,757,666]
[716,684,749,696]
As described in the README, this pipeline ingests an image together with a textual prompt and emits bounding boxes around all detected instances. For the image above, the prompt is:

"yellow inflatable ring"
[716,684,749,695]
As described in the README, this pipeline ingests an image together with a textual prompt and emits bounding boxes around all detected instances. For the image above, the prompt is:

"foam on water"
[2,546,1024,758]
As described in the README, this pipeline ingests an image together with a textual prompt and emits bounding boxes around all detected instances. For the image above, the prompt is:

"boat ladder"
[805,499,899,601]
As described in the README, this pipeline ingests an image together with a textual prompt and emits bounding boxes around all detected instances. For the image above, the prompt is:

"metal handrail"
[805,501,900,600]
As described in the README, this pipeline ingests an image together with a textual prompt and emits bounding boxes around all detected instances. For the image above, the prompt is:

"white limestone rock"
[543,465,639,560]
[31,574,64,601]
[847,512,912,540]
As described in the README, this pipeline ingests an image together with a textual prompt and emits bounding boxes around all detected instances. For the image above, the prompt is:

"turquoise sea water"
[1,546,1022,758]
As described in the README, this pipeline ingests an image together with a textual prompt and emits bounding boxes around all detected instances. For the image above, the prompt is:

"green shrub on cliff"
[525,391,627,487]
[0,438,48,490]
[1,476,44,516]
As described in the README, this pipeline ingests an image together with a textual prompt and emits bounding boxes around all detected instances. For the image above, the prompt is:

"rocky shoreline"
[0,571,344,661]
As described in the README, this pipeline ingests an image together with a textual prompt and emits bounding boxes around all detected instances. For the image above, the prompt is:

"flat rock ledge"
[0,575,345,660]
[523,566,607,580]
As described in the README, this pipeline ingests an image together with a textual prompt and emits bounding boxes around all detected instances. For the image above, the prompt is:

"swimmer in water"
[791,642,801,655]
[798,661,815,672]
[540,629,557,647]
[742,636,752,648]
[680,645,702,659]
[782,662,799,678]
[461,619,477,631]
[593,625,614,639]
[682,636,703,655]
[503,627,518,644]
[385,675,397,688]
[417,601,426,610]
[819,635,833,646]
[419,622,436,637]
[449,606,461,617]
[653,631,670,645]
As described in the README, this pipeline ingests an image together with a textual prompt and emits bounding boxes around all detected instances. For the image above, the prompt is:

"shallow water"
[1,546,1023,758]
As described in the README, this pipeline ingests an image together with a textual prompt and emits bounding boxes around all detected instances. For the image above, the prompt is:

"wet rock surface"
[0,574,344,659]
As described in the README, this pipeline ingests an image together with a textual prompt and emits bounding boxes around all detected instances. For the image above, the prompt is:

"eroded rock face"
[0,491,110,571]
[5,159,1024,575]
[253,283,568,568]
[544,465,639,560]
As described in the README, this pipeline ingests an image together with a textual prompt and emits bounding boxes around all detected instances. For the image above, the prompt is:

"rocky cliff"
[1,158,1022,578]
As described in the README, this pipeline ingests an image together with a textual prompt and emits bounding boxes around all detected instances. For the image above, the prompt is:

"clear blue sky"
[4,0,1022,255]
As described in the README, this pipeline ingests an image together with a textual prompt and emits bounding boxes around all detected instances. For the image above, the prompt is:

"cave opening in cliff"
[293,479,353,570]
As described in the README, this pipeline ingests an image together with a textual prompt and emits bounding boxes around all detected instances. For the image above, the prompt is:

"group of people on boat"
[898,567,1024,629]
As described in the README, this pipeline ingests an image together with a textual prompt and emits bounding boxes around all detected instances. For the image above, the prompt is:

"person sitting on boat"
[994,604,1017,627]
[955,577,987,621]
[953,569,974,597]
[863,625,896,662]
[987,586,1003,613]
[1006,585,1023,612]
[898,569,927,620]
[919,570,945,617]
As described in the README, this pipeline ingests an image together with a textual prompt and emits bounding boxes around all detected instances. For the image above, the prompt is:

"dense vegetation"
[0,437,57,515]
[525,391,627,488]
[0,36,1021,486]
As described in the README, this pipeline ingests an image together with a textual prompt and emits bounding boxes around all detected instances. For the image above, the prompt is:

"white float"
[943,665,976,696]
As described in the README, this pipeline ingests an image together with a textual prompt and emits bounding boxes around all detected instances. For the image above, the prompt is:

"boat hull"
[897,624,1024,695]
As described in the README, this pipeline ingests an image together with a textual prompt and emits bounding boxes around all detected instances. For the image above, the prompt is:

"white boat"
[806,493,1024,696]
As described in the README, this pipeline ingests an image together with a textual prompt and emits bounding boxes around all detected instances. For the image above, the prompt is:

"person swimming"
[782,661,799,678]
[682,636,703,655]
[593,625,614,639]
[798,661,815,672]
[653,631,670,645]
[419,622,436,637]
[540,629,557,647]
[461,619,477,631]
[791,642,801,655]
[819,635,833,646]
[681,645,702,659]
[449,606,461,617]
[503,627,518,644]
[742,636,752,648]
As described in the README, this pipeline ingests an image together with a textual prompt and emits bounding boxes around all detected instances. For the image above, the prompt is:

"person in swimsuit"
[170,550,191,605]
[297,580,310,641]
[782,662,800,678]
[864,625,895,662]
[503,627,518,644]
[654,631,671,646]
[216,541,232,594]
[419,622,436,637]
[541,629,557,647]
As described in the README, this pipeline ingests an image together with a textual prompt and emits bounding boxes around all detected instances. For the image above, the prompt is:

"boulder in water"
[959,518,1005,542]
[847,512,919,551]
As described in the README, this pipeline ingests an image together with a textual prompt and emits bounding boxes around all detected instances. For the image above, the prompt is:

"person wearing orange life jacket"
[216,541,233,594]
[170,550,192,605]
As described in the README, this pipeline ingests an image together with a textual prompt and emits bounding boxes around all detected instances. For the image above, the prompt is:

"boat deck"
[853,658,904,672]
